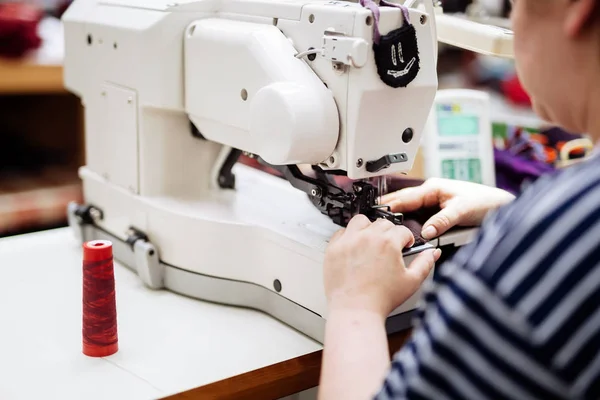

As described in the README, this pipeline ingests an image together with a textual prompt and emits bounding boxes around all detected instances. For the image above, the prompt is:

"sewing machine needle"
[377,176,389,205]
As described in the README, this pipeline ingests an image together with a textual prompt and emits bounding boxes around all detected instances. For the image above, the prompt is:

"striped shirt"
[375,154,600,400]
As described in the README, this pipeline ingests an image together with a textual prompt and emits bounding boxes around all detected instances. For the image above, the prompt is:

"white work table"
[0,228,328,400]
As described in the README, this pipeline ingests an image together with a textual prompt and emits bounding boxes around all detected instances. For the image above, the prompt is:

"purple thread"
[359,0,410,44]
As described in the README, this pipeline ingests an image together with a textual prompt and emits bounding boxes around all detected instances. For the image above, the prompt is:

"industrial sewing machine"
[62,0,513,342]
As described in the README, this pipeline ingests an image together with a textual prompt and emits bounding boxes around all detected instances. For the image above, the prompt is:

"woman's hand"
[381,178,516,240]
[323,215,441,317]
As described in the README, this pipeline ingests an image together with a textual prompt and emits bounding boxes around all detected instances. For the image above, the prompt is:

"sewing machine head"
[62,0,513,228]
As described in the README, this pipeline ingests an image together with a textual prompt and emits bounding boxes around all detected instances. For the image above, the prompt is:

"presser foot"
[257,161,404,227]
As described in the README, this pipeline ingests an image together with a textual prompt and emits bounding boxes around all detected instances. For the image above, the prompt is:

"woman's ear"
[564,0,597,37]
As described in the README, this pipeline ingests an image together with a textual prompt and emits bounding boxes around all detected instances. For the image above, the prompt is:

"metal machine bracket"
[67,202,165,290]
[67,202,103,242]
[320,31,369,68]
[217,148,242,189]
[67,201,85,242]
[125,227,164,289]
[131,233,164,290]
[209,146,243,190]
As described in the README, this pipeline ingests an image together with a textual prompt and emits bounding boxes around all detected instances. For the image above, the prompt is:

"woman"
[319,0,600,399]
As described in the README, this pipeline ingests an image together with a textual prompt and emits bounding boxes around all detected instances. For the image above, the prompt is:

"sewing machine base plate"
[69,218,417,343]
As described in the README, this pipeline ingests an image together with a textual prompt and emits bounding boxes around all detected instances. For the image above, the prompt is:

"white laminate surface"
[0,228,321,400]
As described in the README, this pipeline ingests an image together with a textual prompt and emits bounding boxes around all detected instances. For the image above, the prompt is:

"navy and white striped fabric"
[375,155,600,400]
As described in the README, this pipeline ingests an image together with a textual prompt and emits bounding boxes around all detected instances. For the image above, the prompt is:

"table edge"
[159,329,412,400]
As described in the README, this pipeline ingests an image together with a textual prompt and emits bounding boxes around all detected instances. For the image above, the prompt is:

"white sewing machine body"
[62,0,486,342]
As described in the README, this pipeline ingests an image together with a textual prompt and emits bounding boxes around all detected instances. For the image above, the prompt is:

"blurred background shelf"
[0,13,66,94]
[0,58,65,94]
[0,16,83,238]
[0,167,82,236]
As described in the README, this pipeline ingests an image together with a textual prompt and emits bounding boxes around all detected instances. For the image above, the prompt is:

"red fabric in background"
[502,74,532,106]
[0,2,43,58]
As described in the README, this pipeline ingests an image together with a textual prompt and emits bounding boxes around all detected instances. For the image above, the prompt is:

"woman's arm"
[318,309,390,400]
[318,215,440,400]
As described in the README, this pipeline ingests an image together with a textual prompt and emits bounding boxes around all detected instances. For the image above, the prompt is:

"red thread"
[82,240,118,357]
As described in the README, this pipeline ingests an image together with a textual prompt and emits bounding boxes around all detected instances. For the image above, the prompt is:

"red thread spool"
[82,240,118,357]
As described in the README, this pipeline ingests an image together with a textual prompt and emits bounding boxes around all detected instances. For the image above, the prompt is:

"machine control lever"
[366,153,408,173]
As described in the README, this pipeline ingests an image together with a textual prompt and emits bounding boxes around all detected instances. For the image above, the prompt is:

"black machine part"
[259,160,403,227]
